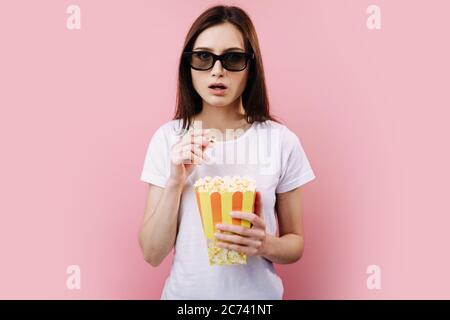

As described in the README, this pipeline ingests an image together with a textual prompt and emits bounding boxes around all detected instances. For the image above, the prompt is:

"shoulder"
[256,120,308,159]
[152,119,185,139]
[146,119,184,150]
[254,119,289,131]
[253,119,298,145]
[154,119,182,134]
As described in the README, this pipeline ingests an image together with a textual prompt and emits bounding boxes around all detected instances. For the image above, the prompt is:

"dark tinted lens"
[190,52,213,70]
[222,53,247,70]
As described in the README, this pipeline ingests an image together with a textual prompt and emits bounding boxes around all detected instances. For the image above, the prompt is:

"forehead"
[193,22,245,52]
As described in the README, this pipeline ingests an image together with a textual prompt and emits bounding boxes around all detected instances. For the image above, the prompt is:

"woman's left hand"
[214,191,268,256]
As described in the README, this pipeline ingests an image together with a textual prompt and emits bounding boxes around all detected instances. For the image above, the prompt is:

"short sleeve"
[275,127,316,193]
[140,126,170,188]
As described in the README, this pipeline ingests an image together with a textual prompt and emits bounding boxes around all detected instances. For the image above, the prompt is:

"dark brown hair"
[173,5,282,132]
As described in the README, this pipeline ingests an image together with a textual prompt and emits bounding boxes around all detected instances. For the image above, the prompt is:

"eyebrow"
[193,47,245,52]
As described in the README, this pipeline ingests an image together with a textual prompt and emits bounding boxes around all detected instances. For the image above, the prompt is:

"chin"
[205,98,231,107]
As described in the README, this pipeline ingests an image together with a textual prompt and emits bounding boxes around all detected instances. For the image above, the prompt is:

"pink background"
[0,0,449,299]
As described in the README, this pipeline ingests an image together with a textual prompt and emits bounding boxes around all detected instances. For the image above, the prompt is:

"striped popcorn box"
[194,175,256,266]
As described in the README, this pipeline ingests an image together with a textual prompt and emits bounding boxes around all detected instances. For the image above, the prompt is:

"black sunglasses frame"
[183,51,255,72]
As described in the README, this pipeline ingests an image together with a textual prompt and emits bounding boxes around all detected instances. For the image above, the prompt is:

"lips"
[208,83,228,89]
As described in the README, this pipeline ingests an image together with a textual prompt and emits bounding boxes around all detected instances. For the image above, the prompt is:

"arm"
[262,187,305,264]
[215,187,305,265]
[214,128,313,264]
[138,179,184,267]
[138,128,212,267]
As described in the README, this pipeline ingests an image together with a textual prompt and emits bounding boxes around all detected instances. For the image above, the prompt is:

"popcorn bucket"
[194,176,256,265]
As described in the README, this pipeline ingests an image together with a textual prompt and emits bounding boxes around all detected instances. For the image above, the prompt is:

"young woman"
[139,5,316,299]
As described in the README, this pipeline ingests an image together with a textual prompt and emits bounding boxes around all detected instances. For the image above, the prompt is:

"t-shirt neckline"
[210,121,256,144]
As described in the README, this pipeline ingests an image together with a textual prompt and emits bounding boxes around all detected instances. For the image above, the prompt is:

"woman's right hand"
[169,128,213,184]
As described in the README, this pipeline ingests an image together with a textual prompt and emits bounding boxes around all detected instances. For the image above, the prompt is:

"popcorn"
[207,240,247,265]
[193,175,256,193]
[207,135,217,143]
[194,175,257,266]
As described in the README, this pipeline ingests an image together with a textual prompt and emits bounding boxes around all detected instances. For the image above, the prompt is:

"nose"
[211,59,224,76]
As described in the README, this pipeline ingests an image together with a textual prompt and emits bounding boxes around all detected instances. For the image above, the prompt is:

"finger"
[173,148,204,165]
[177,135,212,149]
[181,144,210,162]
[215,242,258,256]
[229,211,266,229]
[180,151,205,165]
[216,223,265,239]
[176,129,207,145]
[214,232,262,247]
[186,129,211,141]
[173,142,208,164]
[176,129,204,144]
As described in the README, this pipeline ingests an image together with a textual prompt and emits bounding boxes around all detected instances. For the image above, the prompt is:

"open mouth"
[208,84,227,89]
[208,83,228,96]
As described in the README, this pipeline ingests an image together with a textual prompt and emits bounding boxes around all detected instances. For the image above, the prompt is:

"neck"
[194,97,249,131]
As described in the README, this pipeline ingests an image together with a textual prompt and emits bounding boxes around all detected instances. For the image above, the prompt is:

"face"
[190,22,251,108]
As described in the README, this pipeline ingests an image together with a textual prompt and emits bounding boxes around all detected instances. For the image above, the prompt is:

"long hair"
[173,5,282,132]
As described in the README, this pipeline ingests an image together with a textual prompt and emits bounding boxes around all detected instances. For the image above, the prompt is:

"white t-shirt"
[140,119,316,299]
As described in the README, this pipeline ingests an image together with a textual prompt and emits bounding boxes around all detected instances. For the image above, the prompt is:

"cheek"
[231,72,249,94]
[191,71,205,92]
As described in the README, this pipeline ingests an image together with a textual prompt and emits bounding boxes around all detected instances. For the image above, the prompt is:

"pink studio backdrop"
[0,0,449,299]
